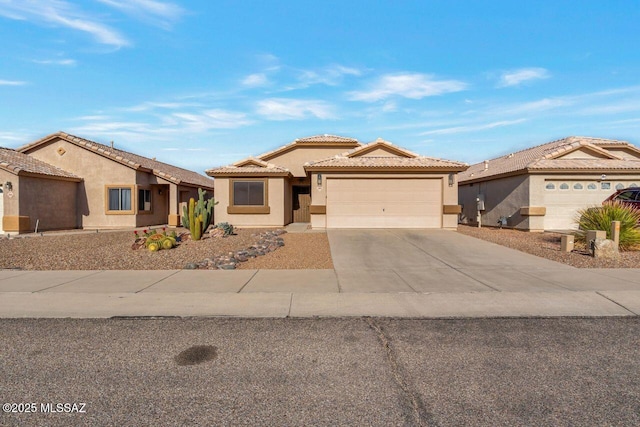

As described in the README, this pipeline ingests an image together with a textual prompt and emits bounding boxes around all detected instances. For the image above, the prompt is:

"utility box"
[476,194,485,211]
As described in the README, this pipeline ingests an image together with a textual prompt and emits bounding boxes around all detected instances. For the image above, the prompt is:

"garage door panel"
[326,178,442,228]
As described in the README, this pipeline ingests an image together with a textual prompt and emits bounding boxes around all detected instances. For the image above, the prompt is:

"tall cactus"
[182,188,218,241]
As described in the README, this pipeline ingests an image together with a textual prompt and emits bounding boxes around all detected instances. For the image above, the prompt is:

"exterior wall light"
[5,181,12,191]
[448,173,455,187]
[317,173,322,188]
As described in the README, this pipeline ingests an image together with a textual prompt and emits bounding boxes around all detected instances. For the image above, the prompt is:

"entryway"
[292,185,311,222]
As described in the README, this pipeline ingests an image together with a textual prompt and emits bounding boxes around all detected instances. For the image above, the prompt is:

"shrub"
[574,202,640,250]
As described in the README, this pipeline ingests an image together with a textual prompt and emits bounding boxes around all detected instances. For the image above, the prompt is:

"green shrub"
[574,202,640,250]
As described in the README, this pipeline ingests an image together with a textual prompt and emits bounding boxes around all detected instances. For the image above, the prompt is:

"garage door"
[326,178,442,228]
[544,180,639,230]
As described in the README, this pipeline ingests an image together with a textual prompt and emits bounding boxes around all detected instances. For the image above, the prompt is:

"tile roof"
[0,147,81,180]
[305,155,467,170]
[205,164,291,176]
[459,136,640,183]
[294,134,360,144]
[18,132,214,188]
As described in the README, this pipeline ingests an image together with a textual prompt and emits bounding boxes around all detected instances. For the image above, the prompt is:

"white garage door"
[544,180,639,230]
[326,178,442,228]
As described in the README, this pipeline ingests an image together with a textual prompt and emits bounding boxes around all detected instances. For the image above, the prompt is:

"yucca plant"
[574,202,640,250]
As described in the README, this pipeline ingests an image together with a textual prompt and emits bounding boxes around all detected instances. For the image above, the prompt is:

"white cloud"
[172,109,252,131]
[295,64,363,87]
[256,98,335,120]
[32,58,77,66]
[242,73,269,87]
[419,119,527,136]
[123,101,201,112]
[348,73,467,102]
[96,0,184,28]
[0,79,27,86]
[498,67,550,87]
[0,0,130,47]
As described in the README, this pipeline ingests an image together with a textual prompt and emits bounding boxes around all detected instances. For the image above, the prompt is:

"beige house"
[206,135,468,229]
[1,131,214,233]
[458,136,640,231]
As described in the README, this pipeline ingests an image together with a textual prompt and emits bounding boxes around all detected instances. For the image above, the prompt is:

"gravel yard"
[0,228,333,270]
[457,225,640,268]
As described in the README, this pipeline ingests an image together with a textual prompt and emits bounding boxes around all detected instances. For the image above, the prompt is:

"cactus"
[148,242,160,252]
[183,188,218,241]
[161,238,174,250]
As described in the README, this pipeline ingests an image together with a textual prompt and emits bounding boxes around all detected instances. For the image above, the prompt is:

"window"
[107,187,132,212]
[601,182,611,190]
[615,190,638,201]
[233,181,264,205]
[227,179,270,214]
[573,183,583,190]
[587,183,597,190]
[559,183,569,190]
[615,183,625,190]
[545,183,555,190]
[138,189,152,212]
[631,183,638,188]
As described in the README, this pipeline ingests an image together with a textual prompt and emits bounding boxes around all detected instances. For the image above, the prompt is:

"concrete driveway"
[327,229,639,293]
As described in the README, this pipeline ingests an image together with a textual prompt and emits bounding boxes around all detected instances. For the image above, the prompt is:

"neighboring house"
[206,135,468,229]
[458,136,640,231]
[1,131,214,233]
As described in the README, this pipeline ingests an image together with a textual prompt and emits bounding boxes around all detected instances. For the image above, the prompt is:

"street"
[1,318,639,426]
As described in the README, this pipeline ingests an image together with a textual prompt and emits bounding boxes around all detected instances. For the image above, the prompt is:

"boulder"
[592,238,619,259]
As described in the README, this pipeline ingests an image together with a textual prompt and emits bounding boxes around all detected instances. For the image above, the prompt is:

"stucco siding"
[214,177,287,226]
[19,176,78,231]
[262,147,357,177]
[459,175,530,230]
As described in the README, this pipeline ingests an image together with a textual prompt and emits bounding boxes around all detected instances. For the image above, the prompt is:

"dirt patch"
[0,228,333,270]
[457,225,640,268]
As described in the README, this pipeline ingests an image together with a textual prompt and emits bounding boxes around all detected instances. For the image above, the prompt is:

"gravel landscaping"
[0,228,333,270]
[457,225,640,268]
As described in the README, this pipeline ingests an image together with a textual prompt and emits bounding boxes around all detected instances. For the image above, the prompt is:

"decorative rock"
[592,238,619,259]
[218,263,236,270]
[184,263,199,270]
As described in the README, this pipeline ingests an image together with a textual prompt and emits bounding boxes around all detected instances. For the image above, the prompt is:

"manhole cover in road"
[174,345,218,366]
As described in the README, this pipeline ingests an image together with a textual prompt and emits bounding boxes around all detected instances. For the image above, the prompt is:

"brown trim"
[227,206,271,214]
[105,184,135,215]
[520,206,546,216]
[547,144,621,160]
[18,171,82,182]
[228,177,271,214]
[309,205,326,214]
[207,172,290,178]
[443,205,462,214]
[2,215,30,232]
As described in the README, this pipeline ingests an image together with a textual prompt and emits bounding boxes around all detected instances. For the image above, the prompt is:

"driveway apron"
[326,229,631,293]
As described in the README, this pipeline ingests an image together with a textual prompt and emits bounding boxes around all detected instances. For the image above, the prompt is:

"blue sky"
[1,1,639,173]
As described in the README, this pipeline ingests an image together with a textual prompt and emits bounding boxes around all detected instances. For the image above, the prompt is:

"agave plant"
[574,201,640,250]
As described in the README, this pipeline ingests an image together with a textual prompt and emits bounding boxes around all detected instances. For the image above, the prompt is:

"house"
[458,136,640,231]
[1,131,214,234]
[206,135,468,229]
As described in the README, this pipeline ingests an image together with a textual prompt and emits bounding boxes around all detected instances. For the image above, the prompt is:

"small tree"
[574,202,640,250]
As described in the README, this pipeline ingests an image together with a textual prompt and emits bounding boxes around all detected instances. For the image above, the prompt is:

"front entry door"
[292,186,311,222]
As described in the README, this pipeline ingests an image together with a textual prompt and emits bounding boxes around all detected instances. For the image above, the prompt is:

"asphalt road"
[1,318,639,426]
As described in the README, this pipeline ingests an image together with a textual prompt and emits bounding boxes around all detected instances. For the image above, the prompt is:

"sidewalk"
[0,268,639,318]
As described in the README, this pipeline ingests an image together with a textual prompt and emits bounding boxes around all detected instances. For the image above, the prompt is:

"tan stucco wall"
[606,148,640,160]
[262,146,357,177]
[213,176,287,226]
[310,172,459,229]
[18,175,78,231]
[458,175,531,230]
[0,171,78,233]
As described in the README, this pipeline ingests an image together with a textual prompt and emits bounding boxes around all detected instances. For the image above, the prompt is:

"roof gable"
[18,132,214,188]
[550,145,620,160]
[459,136,640,183]
[257,134,360,161]
[347,138,417,158]
[0,147,81,181]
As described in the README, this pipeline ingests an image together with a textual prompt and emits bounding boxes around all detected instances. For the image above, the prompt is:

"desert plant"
[574,202,640,250]
[214,222,235,237]
[182,188,218,240]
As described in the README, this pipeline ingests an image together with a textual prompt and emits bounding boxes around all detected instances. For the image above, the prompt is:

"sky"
[1,1,639,174]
